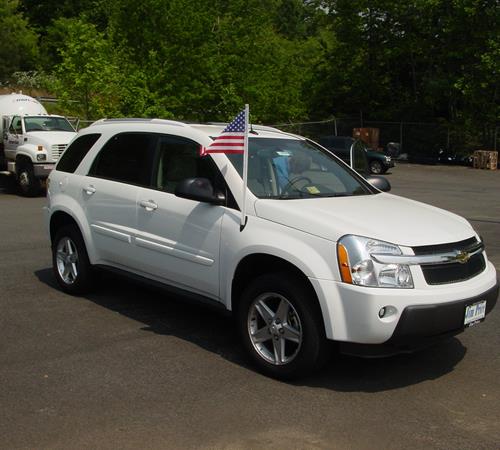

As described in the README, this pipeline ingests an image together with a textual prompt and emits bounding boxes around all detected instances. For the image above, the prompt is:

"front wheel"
[17,163,41,197]
[369,160,384,175]
[52,225,94,295]
[237,273,329,380]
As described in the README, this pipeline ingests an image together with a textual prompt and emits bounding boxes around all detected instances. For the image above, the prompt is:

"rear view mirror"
[175,177,226,205]
[366,175,391,192]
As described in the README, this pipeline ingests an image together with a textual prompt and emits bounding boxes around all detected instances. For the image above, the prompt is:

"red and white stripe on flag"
[200,109,246,156]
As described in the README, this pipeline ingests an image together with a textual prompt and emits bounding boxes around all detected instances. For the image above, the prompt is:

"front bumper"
[33,163,55,178]
[309,260,498,346]
[339,283,498,356]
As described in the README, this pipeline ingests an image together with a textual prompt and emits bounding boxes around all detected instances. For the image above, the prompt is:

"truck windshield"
[226,137,374,199]
[24,116,75,132]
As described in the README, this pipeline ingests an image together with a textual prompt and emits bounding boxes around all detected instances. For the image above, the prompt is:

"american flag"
[200,109,246,156]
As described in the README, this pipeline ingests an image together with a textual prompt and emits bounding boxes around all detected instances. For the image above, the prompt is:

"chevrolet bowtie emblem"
[455,251,471,264]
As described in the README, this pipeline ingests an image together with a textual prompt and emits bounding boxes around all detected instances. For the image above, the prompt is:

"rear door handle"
[83,185,96,195]
[139,199,158,212]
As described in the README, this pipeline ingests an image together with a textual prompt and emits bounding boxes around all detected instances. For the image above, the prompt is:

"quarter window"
[89,132,156,186]
[56,134,101,173]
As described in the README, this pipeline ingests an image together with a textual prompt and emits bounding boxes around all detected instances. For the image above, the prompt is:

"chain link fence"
[270,118,498,158]
[66,113,499,159]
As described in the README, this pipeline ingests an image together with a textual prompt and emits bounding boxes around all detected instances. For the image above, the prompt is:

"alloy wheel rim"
[247,293,302,366]
[56,237,79,284]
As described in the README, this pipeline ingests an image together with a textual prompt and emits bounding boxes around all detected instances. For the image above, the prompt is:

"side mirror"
[366,175,391,192]
[175,177,226,205]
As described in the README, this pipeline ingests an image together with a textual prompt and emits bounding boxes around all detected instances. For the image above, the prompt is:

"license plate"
[464,301,487,327]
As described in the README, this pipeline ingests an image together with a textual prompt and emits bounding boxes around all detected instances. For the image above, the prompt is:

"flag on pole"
[200,109,246,156]
[200,106,249,230]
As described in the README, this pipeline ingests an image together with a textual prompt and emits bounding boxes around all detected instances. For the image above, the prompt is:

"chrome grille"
[51,144,68,161]
[412,237,486,285]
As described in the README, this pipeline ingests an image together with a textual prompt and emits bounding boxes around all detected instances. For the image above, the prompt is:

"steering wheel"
[280,176,312,197]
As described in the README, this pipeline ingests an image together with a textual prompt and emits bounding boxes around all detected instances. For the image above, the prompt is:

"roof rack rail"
[89,118,187,127]
[201,122,282,133]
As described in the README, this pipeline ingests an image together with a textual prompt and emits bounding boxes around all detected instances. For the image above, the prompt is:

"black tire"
[236,273,330,380]
[52,225,94,295]
[369,159,384,175]
[17,162,41,197]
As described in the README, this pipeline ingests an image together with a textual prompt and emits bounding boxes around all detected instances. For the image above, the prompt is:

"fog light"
[379,306,397,319]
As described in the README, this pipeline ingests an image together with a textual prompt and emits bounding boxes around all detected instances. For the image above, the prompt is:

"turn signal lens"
[337,243,353,284]
[37,145,44,151]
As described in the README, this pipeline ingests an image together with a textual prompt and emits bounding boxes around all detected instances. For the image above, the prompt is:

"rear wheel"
[52,225,94,295]
[237,273,329,380]
[17,162,41,197]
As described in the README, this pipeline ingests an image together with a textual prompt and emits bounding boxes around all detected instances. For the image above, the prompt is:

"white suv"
[45,118,498,379]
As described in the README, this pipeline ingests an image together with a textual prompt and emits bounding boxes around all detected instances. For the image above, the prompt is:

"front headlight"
[36,153,47,161]
[337,235,413,288]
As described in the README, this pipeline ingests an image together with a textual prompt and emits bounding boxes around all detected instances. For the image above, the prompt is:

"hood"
[26,131,76,147]
[254,193,475,247]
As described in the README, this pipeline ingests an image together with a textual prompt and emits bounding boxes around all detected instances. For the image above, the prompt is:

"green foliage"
[4,0,498,151]
[0,0,38,82]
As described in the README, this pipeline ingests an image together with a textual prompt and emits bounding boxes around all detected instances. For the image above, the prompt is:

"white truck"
[0,93,77,196]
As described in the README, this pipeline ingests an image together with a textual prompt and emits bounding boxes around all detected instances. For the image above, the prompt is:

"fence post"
[400,121,403,153]
[334,117,338,136]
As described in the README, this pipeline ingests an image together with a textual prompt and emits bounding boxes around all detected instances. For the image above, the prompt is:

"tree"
[51,18,123,119]
[0,0,38,82]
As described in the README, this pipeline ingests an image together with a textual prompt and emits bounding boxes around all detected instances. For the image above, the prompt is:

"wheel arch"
[48,207,95,262]
[15,153,33,170]
[230,253,327,335]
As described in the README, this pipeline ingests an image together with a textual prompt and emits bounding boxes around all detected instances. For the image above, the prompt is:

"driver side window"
[9,117,22,134]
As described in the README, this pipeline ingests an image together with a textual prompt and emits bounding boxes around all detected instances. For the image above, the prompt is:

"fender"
[220,210,339,310]
[49,194,97,263]
[15,144,48,163]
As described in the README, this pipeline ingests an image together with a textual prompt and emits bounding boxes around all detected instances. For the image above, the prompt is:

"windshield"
[24,116,75,132]
[226,137,374,199]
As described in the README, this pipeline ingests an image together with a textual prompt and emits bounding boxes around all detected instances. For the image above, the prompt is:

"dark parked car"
[317,136,394,174]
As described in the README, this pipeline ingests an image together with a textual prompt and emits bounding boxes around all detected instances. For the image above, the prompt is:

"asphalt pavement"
[0,164,499,450]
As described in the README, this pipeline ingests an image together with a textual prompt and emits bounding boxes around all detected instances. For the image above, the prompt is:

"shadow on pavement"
[35,267,466,392]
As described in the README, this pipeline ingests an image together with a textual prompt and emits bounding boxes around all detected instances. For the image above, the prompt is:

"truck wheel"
[17,163,41,197]
[52,225,94,295]
[369,160,383,174]
[237,273,329,380]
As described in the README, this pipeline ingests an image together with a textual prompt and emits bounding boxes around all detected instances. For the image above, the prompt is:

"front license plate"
[464,301,487,327]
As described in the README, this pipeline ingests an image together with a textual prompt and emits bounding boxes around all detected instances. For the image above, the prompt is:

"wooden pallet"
[473,150,498,170]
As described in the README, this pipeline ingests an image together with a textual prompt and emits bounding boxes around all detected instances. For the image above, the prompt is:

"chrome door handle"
[83,185,96,195]
[139,199,158,211]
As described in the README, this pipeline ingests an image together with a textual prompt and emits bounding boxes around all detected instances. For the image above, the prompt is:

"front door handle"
[83,185,96,195]
[139,199,158,212]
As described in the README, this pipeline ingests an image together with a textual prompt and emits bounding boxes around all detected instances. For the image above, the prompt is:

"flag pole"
[240,104,249,231]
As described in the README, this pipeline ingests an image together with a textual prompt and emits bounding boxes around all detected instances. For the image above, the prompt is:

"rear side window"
[56,134,101,173]
[88,132,156,186]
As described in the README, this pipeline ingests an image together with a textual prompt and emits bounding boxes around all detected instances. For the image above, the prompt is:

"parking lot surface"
[0,164,499,449]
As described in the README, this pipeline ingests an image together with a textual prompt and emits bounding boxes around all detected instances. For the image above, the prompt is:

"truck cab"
[3,114,76,196]
[0,93,77,196]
